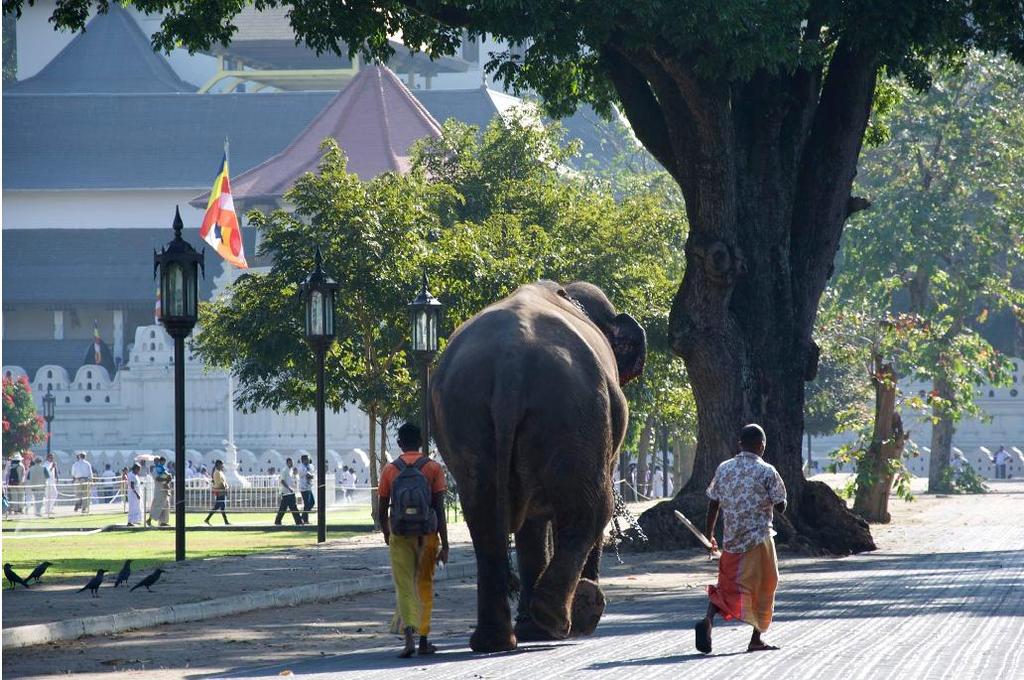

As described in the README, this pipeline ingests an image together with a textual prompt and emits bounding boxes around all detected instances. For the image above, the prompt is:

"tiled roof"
[2,92,334,190]
[218,65,443,202]
[7,5,194,94]
[0,228,241,305]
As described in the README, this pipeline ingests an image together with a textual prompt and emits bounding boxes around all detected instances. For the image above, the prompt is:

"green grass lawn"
[2,506,375,531]
[1,528,363,579]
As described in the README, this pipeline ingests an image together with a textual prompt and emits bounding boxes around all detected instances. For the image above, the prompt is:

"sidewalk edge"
[3,561,475,650]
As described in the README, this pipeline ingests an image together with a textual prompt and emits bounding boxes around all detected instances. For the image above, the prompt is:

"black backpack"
[8,464,22,485]
[389,457,437,536]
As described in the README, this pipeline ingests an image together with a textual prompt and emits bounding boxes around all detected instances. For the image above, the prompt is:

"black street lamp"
[154,206,204,561]
[408,273,443,455]
[42,387,56,457]
[300,246,338,544]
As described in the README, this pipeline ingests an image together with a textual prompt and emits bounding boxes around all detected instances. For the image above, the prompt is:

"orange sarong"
[708,537,779,633]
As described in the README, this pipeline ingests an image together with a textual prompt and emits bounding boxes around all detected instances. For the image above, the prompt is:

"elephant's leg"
[465,505,517,653]
[529,490,612,639]
[513,517,554,641]
[570,539,607,637]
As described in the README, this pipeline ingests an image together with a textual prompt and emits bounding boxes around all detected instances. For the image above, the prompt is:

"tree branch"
[790,42,880,332]
[599,46,679,180]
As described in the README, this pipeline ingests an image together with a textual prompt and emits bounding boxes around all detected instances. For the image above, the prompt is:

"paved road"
[213,500,1024,679]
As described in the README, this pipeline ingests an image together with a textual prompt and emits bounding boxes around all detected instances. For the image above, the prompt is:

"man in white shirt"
[696,424,787,655]
[297,454,315,524]
[43,453,59,518]
[993,445,1012,479]
[343,466,357,503]
[71,452,94,514]
[274,457,303,525]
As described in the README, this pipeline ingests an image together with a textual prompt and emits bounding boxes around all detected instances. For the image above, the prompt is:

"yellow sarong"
[388,533,440,636]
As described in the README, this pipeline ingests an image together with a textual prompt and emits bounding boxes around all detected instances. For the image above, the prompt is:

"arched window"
[87,382,92,390]
[150,330,156,339]
[48,383,53,391]
[151,343,156,350]
[104,396,110,403]
[47,370,53,379]
[87,370,92,379]
[65,396,70,404]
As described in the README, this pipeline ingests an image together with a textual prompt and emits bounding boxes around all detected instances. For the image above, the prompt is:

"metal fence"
[2,474,380,518]
[180,474,374,512]
[2,477,126,518]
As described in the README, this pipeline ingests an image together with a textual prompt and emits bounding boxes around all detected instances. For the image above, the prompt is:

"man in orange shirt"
[379,422,449,658]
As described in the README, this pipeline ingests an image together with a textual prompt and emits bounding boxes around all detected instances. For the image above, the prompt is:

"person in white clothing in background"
[126,463,143,526]
[71,452,93,513]
[43,453,59,518]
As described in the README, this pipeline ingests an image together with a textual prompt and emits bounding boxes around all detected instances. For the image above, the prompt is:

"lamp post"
[408,273,443,455]
[154,206,204,561]
[42,387,56,457]
[300,246,338,544]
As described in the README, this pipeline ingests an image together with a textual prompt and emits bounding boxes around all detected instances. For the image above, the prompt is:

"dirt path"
[3,483,1021,679]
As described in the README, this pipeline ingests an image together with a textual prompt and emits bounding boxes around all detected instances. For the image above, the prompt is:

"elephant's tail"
[491,370,520,549]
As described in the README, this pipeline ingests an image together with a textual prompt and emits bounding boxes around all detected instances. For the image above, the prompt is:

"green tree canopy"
[837,51,1024,491]
[196,116,690,468]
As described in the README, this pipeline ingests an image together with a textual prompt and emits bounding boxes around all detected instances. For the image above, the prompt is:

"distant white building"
[2,323,373,476]
[809,360,1024,479]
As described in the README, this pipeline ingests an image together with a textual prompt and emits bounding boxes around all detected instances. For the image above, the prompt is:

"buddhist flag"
[93,320,102,364]
[154,287,162,324]
[200,147,248,269]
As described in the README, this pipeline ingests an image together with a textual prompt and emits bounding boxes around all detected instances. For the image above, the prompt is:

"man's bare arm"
[432,491,449,563]
[705,499,720,544]
[379,495,390,545]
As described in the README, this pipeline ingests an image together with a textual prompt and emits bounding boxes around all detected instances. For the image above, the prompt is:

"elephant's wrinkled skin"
[431,281,646,653]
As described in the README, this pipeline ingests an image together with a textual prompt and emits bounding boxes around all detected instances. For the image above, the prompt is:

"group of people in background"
[614,460,675,501]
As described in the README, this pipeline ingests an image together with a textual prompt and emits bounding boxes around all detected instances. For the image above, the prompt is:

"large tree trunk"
[608,43,881,554]
[853,359,908,522]
[928,375,955,493]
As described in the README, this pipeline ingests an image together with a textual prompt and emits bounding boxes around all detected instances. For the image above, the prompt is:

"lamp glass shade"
[411,306,439,353]
[43,391,55,420]
[161,261,198,321]
[308,290,325,337]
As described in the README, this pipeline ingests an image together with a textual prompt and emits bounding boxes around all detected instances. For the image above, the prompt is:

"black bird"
[27,561,54,583]
[78,569,107,597]
[113,560,132,588]
[4,563,31,589]
[130,568,164,592]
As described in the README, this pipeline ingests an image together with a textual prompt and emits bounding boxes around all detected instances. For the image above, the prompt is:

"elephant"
[430,280,646,653]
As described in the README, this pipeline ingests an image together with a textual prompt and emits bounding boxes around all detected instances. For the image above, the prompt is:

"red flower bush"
[2,376,46,459]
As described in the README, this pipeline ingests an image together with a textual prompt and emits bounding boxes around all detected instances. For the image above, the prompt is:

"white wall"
[3,324,373,455]
[3,189,208,229]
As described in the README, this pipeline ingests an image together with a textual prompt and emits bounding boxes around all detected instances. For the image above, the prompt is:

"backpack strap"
[393,459,408,472]
[412,457,430,471]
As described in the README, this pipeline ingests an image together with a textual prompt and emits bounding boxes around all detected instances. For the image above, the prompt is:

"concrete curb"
[2,561,476,650]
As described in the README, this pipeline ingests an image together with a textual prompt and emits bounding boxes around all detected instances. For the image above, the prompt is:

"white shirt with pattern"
[706,451,787,554]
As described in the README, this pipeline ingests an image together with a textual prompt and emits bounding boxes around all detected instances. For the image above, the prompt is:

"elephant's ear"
[609,313,647,385]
